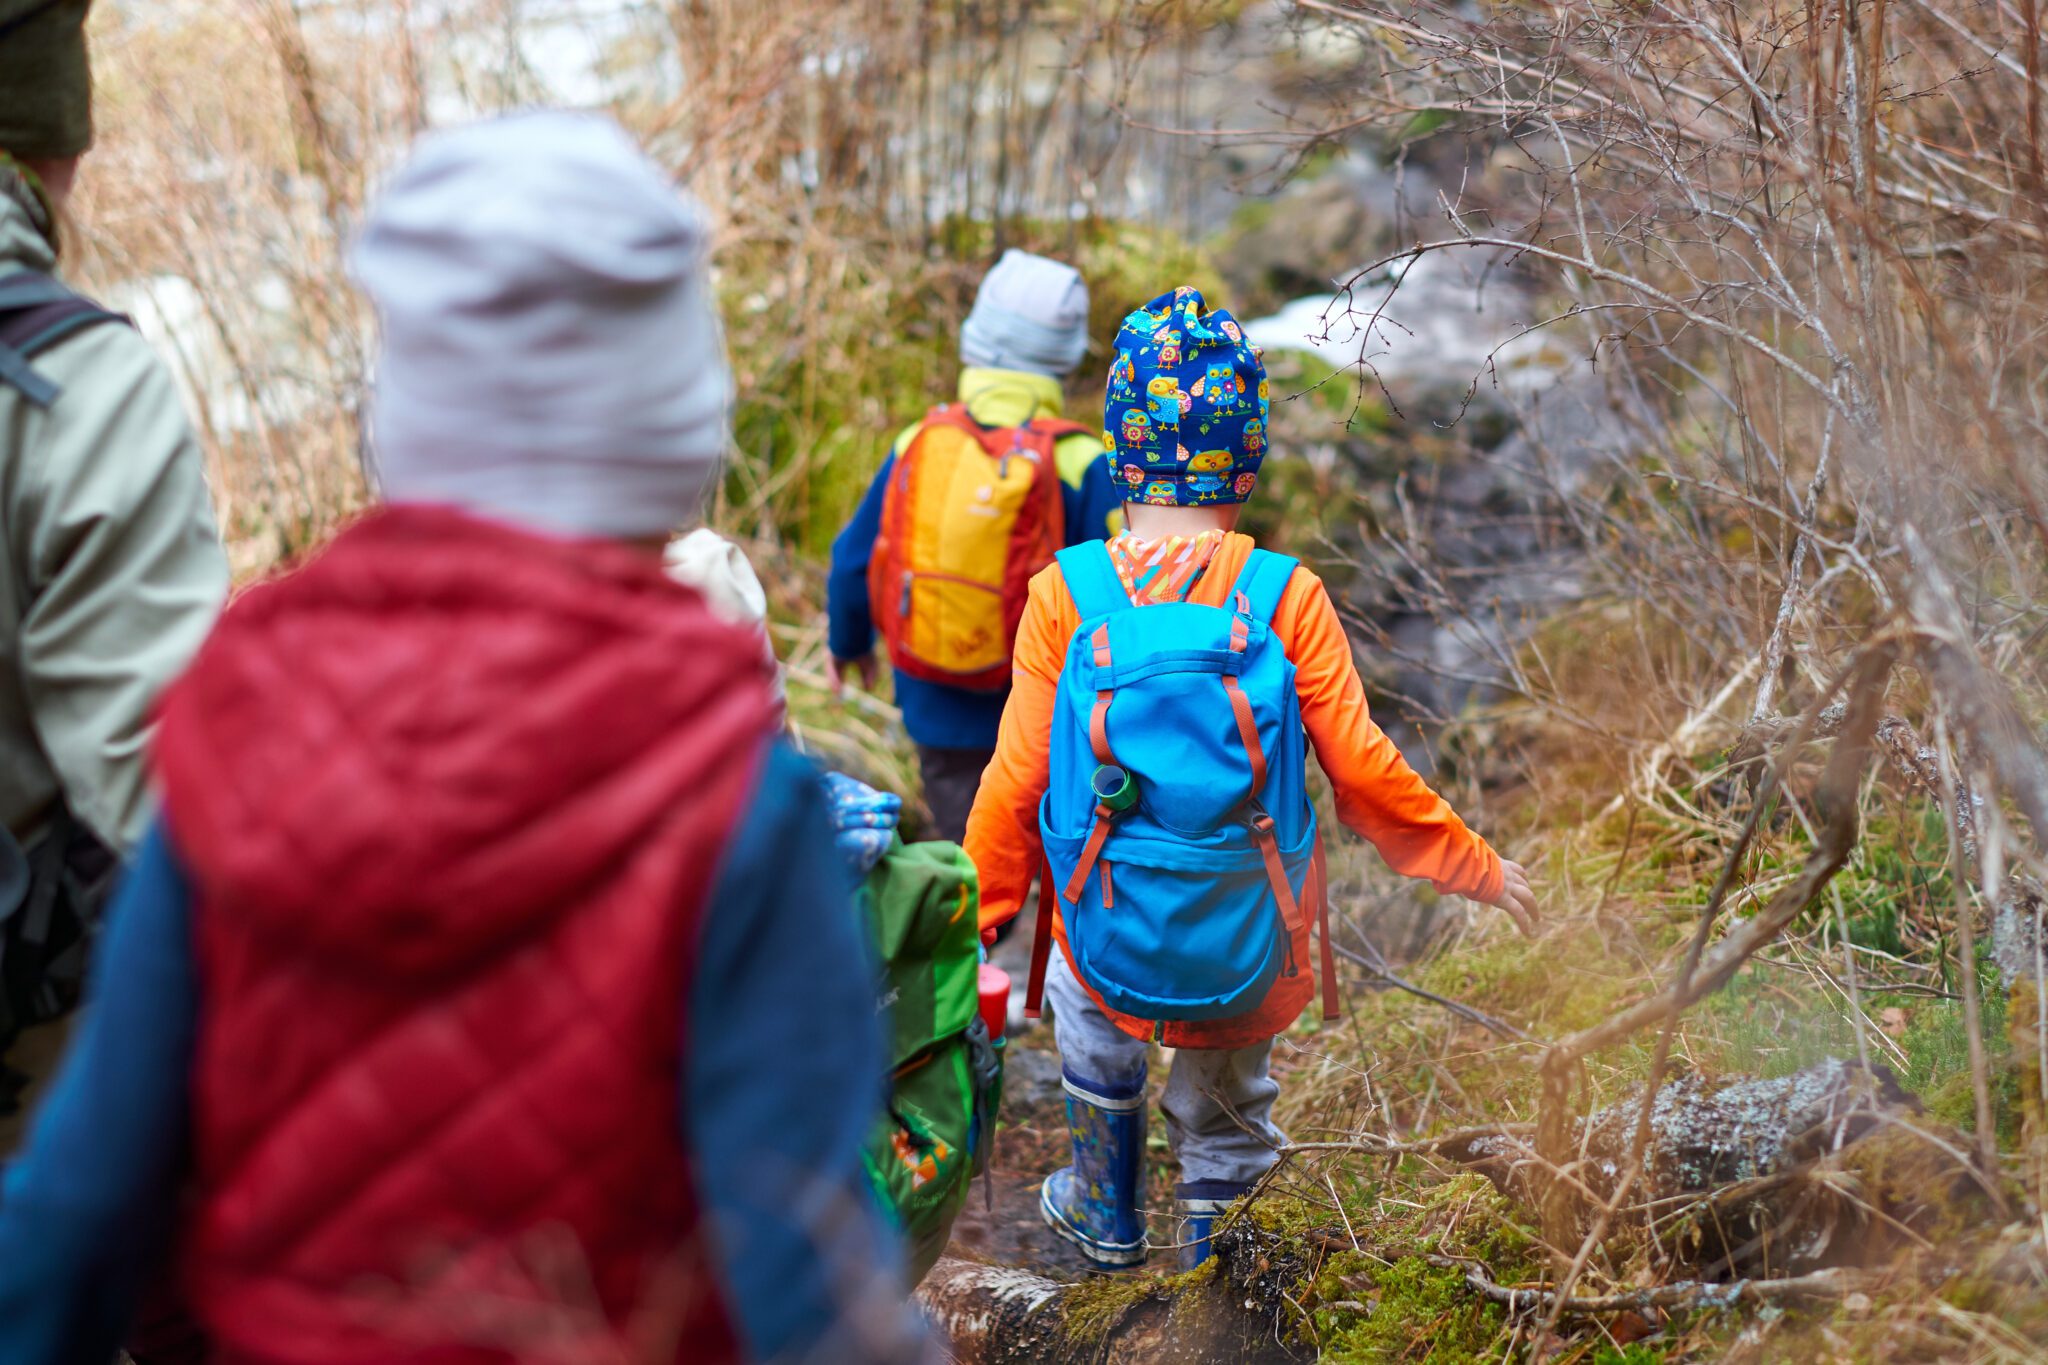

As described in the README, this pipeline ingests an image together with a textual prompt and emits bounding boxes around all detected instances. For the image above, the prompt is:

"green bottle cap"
[1091,763,1138,812]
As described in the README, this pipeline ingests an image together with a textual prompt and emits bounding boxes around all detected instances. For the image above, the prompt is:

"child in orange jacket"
[963,286,1536,1270]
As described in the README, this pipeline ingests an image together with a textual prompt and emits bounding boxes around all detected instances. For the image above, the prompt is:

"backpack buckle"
[1246,800,1276,838]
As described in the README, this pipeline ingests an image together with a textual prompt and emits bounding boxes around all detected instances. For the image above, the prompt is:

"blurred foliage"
[717,214,1223,561]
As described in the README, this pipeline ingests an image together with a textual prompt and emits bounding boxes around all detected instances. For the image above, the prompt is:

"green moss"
[1248,1190,1326,1238]
[1254,1173,1543,1360]
[1590,1347,1674,1365]
[1057,1270,1162,1343]
[1057,1258,1219,1344]
[1311,1254,1506,1363]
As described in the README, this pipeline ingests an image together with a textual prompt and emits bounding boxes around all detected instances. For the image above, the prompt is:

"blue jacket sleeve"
[827,458,892,662]
[685,743,920,1364]
[0,821,197,1365]
[1061,442,1121,545]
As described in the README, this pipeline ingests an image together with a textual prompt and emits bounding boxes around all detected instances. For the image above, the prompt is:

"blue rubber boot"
[1174,1178,1253,1269]
[1040,1068,1148,1269]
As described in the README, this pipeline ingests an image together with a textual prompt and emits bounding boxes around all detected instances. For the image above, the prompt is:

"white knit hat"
[959,249,1090,378]
[352,111,730,540]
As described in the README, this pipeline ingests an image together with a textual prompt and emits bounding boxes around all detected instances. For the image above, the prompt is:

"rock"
[1444,1059,2004,1278]
[1221,170,1395,308]
[1578,1058,1918,1201]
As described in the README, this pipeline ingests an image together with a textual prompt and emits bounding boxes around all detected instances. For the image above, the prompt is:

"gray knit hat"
[959,249,1090,378]
[0,1,92,161]
[352,112,732,541]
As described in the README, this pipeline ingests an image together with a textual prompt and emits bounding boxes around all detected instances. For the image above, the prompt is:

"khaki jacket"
[0,168,227,854]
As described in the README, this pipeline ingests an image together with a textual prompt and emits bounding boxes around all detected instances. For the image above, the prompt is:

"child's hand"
[827,651,877,697]
[1489,860,1539,937]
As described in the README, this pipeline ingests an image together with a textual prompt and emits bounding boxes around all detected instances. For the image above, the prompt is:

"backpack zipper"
[907,569,1004,593]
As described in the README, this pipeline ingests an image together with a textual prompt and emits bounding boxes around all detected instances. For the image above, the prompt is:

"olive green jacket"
[0,169,227,854]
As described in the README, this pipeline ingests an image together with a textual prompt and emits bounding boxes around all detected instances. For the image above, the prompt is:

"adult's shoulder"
[20,309,198,486]
[28,303,182,413]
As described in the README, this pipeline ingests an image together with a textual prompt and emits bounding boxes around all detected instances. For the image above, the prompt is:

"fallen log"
[1438,1258,1881,1316]
[915,1225,1313,1364]
[1447,1058,2006,1277]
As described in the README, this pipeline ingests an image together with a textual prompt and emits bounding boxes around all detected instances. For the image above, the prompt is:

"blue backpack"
[1022,542,1340,1029]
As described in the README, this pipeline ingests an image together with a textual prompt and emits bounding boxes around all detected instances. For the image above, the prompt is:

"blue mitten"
[821,771,902,877]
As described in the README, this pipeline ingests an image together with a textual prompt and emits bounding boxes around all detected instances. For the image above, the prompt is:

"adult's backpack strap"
[0,271,77,313]
[1023,862,1057,1019]
[0,827,26,924]
[0,271,127,408]
[1054,542,1131,621]
[1225,550,1301,625]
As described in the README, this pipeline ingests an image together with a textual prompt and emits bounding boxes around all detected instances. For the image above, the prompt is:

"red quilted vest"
[152,506,775,1365]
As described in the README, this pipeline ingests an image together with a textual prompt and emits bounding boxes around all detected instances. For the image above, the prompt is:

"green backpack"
[856,836,1003,1284]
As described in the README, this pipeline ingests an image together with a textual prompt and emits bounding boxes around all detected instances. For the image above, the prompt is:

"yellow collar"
[956,366,1066,427]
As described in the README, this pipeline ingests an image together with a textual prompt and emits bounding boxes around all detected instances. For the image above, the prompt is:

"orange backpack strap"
[923,403,1004,451]
[1311,836,1340,1022]
[1023,860,1057,1019]
[1023,418,1094,473]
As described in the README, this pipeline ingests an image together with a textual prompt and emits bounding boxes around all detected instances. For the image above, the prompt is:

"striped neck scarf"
[1107,530,1228,606]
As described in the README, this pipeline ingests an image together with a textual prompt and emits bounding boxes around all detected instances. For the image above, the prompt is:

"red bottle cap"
[978,962,1011,1041]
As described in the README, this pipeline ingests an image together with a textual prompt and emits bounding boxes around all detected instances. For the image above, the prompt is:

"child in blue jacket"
[828,250,1121,845]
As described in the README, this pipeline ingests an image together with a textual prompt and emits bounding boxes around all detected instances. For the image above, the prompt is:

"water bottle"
[978,962,1011,1041]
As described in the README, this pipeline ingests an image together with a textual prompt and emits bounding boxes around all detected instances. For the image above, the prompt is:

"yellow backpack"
[869,405,1083,690]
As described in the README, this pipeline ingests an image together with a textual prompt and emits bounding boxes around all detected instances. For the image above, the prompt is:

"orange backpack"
[870,405,1086,691]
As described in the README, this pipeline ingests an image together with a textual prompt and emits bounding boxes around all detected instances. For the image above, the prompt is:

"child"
[963,287,1537,1270]
[828,250,1123,846]
[0,113,919,1365]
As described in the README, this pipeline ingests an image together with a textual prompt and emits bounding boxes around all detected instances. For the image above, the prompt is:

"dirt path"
[949,931,1220,1280]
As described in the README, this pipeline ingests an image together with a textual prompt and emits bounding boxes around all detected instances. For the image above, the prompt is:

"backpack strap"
[0,271,127,408]
[0,825,26,924]
[1043,547,1134,915]
[1023,862,1056,1019]
[1310,835,1341,1022]
[1222,546,1344,1024]
[1054,542,1132,621]
[1225,549,1300,626]
[1024,417,1093,444]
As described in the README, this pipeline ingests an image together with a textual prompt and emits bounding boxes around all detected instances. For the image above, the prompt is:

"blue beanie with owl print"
[1102,286,1270,507]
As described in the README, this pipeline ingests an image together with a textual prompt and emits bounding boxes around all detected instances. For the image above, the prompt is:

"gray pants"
[1043,950,1285,1186]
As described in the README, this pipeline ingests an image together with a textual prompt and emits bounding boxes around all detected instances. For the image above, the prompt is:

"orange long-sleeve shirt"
[963,533,1504,1044]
